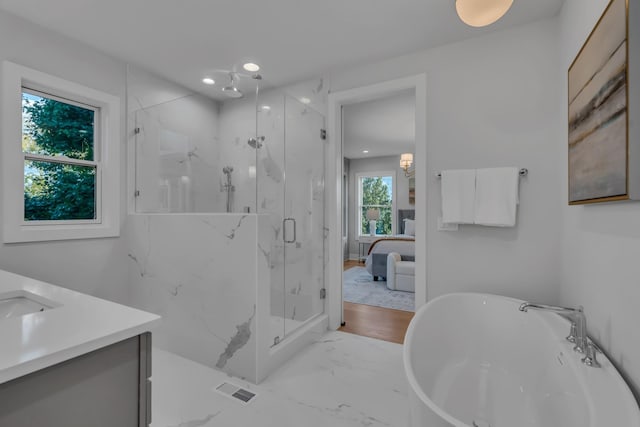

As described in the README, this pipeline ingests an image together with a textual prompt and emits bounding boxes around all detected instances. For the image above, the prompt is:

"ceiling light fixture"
[243,62,260,72]
[299,97,311,105]
[455,0,513,27]
[362,150,369,154]
[202,77,215,85]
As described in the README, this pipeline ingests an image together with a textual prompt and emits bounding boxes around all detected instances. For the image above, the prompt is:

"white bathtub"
[403,293,640,427]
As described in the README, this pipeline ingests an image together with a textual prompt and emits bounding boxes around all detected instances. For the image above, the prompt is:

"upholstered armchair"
[386,252,415,292]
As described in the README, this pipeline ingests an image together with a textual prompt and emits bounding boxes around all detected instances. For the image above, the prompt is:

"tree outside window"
[359,174,393,235]
[22,90,97,221]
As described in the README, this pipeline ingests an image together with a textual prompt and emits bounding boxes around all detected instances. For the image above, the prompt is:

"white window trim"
[355,170,396,239]
[2,61,120,242]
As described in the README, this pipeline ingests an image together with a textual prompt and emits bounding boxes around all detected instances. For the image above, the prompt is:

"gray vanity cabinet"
[0,333,152,427]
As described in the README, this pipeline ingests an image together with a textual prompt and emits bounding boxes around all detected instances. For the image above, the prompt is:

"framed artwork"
[568,0,628,204]
[408,177,415,205]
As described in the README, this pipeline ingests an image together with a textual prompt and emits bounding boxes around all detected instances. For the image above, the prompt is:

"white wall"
[330,17,564,303]
[559,0,640,397]
[346,155,414,257]
[0,10,130,303]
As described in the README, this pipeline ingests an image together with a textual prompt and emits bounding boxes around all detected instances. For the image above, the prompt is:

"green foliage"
[360,176,393,235]
[23,96,94,159]
[23,95,96,221]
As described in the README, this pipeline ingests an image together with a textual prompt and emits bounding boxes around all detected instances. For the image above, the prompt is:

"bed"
[364,210,415,280]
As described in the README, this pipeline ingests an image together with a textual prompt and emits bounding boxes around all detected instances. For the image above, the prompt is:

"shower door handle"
[283,218,296,243]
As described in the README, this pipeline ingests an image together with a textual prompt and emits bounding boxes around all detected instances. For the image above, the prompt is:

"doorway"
[339,90,416,343]
[326,74,428,339]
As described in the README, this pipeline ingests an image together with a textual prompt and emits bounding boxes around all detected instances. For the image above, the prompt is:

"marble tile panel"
[128,214,260,381]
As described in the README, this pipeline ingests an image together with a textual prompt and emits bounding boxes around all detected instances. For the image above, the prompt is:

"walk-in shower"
[127,64,327,383]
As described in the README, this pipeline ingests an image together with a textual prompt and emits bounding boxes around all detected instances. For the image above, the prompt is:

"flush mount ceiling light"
[243,62,260,72]
[362,150,369,154]
[299,97,311,105]
[202,77,215,85]
[455,0,513,27]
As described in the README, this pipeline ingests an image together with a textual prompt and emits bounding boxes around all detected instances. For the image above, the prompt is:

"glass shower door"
[256,90,286,345]
[257,90,325,344]
[282,95,325,337]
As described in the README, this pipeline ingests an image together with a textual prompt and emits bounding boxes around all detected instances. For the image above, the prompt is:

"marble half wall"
[127,213,271,383]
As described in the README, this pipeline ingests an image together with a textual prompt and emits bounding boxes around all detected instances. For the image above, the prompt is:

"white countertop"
[0,268,160,384]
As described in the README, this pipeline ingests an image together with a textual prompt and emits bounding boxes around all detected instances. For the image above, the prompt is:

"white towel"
[441,169,476,224]
[474,167,519,227]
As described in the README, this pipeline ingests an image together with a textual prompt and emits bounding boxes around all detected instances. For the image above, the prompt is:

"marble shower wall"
[127,213,272,382]
[127,65,260,213]
[217,95,260,213]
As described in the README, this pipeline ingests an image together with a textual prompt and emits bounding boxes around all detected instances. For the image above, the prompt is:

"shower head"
[222,73,244,98]
[247,136,265,149]
[222,86,243,98]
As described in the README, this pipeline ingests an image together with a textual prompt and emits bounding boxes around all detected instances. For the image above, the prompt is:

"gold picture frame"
[408,177,415,205]
[568,0,628,204]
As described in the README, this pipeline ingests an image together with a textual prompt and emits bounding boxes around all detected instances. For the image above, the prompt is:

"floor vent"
[215,382,257,404]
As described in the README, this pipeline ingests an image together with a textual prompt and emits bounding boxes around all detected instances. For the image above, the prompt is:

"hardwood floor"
[339,302,413,344]
[342,259,362,270]
[339,260,414,344]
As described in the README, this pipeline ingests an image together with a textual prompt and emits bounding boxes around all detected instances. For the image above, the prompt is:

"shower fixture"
[222,166,235,212]
[222,73,244,98]
[247,136,265,149]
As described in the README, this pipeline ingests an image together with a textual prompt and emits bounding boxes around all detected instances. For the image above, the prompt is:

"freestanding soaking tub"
[403,293,640,427]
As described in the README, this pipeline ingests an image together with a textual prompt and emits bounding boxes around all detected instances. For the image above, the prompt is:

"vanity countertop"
[0,268,160,385]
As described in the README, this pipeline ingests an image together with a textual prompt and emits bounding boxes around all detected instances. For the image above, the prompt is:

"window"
[2,61,120,242]
[356,171,395,237]
[22,89,99,222]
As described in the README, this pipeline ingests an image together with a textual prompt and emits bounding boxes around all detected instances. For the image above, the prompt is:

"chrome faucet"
[518,302,599,367]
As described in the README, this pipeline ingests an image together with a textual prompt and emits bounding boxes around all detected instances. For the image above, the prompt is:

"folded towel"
[441,169,476,224]
[474,167,519,227]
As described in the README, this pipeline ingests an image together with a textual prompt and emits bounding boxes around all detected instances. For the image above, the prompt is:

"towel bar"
[435,168,528,179]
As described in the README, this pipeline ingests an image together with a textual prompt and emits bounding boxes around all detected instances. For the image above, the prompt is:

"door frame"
[326,74,428,330]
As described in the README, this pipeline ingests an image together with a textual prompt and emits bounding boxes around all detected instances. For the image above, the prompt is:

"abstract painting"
[568,0,628,204]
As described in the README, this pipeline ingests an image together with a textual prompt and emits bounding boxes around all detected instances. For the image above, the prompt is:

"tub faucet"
[518,302,588,354]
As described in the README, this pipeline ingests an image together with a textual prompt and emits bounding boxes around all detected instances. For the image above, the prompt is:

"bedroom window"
[357,171,395,237]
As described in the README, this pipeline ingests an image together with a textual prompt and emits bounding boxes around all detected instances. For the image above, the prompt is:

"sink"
[0,290,60,319]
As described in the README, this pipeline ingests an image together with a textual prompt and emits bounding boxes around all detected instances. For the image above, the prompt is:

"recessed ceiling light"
[260,105,271,111]
[202,77,215,85]
[243,62,260,72]
[363,150,369,154]
[300,97,311,104]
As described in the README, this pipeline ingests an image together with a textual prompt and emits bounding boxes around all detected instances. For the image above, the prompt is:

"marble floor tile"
[152,331,409,427]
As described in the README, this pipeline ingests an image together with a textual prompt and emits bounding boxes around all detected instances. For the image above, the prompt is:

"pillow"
[404,219,415,236]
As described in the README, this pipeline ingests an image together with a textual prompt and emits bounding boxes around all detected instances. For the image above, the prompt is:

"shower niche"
[127,65,327,383]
